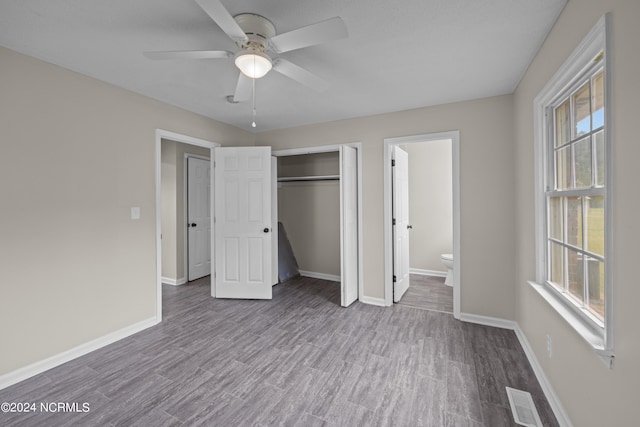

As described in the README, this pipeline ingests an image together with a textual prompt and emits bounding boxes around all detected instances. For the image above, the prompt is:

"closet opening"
[273,145,361,307]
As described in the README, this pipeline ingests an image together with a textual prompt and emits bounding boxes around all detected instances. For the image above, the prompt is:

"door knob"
[263,228,270,233]
[191,223,197,227]
[407,225,413,229]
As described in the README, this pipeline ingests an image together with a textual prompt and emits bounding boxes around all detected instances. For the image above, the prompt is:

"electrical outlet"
[546,334,552,358]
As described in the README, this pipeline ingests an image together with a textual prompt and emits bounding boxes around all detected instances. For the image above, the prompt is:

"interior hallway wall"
[513,1,640,425]
[256,94,516,319]
[161,139,210,284]
[400,140,453,273]
[0,45,253,376]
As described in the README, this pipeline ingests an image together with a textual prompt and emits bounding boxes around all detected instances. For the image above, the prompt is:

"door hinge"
[392,218,396,226]
[391,159,395,167]
[393,275,397,283]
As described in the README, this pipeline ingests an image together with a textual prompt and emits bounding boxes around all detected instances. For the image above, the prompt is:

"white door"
[187,157,211,281]
[340,145,358,307]
[214,147,272,299]
[393,146,410,302]
[271,156,278,286]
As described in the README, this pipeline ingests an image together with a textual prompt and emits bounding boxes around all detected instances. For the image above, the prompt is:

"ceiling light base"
[233,14,276,50]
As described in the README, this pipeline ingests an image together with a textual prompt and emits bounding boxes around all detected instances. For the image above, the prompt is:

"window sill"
[528,281,614,368]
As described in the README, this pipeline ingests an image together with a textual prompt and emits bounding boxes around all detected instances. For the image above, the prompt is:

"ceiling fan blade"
[272,58,329,92]
[144,50,232,60]
[269,17,347,53]
[233,73,252,102]
[194,0,248,44]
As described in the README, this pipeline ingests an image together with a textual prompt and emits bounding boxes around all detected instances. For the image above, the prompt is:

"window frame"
[531,15,613,367]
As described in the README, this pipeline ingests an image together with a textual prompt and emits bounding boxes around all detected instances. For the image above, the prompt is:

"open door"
[393,146,410,302]
[187,157,211,281]
[214,147,272,299]
[340,145,358,307]
[271,156,278,287]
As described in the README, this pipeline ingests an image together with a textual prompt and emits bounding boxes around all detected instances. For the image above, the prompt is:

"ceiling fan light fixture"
[235,50,272,78]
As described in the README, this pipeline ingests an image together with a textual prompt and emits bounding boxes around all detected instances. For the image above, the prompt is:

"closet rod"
[277,175,340,182]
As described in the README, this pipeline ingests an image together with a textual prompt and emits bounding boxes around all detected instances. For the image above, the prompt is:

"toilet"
[441,254,454,286]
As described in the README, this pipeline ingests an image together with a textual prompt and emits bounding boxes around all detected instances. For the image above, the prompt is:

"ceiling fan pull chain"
[252,71,257,128]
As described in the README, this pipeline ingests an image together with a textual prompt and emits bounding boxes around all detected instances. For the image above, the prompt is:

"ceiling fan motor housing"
[234,13,276,52]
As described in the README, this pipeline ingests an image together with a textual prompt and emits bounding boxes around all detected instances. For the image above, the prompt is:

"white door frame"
[383,131,460,318]
[155,129,219,323]
[184,154,211,282]
[272,143,363,305]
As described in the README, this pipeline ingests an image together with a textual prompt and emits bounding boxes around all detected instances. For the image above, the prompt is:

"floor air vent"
[505,387,543,427]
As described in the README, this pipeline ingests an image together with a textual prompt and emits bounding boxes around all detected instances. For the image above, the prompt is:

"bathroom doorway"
[383,131,460,318]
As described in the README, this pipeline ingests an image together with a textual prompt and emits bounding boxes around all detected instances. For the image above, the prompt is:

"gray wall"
[401,140,453,273]
[161,140,210,283]
[257,94,516,320]
[0,45,253,375]
[513,0,640,425]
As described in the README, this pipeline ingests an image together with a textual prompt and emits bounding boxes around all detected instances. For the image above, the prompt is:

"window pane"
[592,71,604,129]
[586,257,604,319]
[586,196,604,257]
[573,82,591,138]
[555,99,571,146]
[595,130,605,186]
[566,197,583,248]
[567,249,584,303]
[555,147,572,190]
[549,242,564,288]
[549,197,563,240]
[573,137,592,188]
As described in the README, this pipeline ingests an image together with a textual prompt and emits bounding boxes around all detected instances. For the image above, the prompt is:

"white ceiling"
[0,0,566,132]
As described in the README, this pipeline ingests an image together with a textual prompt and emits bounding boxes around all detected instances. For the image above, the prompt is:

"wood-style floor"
[0,276,558,426]
[396,274,453,313]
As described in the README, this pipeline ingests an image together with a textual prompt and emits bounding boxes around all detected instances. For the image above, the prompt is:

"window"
[532,15,612,366]
[548,67,605,322]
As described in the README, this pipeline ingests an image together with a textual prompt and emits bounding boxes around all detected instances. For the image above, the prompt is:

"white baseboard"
[299,270,341,282]
[162,276,186,286]
[359,295,386,307]
[459,312,572,427]
[513,325,573,427]
[459,312,518,330]
[0,317,158,391]
[410,268,446,277]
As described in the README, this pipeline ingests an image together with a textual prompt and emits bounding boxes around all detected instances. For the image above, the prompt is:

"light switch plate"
[131,207,141,220]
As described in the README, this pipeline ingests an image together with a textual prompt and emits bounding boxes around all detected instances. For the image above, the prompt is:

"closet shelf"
[277,175,340,182]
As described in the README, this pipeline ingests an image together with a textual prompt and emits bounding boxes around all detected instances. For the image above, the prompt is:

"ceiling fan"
[145,0,348,103]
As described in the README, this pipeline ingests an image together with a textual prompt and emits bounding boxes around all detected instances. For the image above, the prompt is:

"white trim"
[528,281,613,367]
[299,270,341,282]
[0,317,157,391]
[383,131,460,319]
[161,276,187,286]
[272,144,346,156]
[532,15,613,362]
[514,325,574,427]
[356,143,364,308]
[156,129,219,322]
[459,313,573,427]
[409,268,446,277]
[359,295,386,307]
[459,313,517,330]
